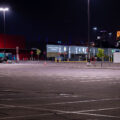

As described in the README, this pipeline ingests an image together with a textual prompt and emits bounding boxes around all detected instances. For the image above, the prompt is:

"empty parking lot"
[0,62,120,120]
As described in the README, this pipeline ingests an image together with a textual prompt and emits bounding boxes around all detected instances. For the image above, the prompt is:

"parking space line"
[0,104,120,119]
[73,107,120,113]
[0,104,15,108]
[1,103,120,114]
[0,75,7,77]
[0,104,69,114]
[0,113,54,120]
[0,95,79,101]
[110,82,120,84]
[78,79,120,83]
[0,97,120,107]
[29,97,120,106]
[75,112,120,119]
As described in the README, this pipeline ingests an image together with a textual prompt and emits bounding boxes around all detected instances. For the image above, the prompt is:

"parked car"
[0,57,8,63]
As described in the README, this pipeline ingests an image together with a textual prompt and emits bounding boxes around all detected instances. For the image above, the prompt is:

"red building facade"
[0,34,25,49]
[0,34,31,60]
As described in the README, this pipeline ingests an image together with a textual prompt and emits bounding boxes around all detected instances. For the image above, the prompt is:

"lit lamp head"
[97,36,101,40]
[108,32,112,36]
[93,27,98,31]
[0,7,9,11]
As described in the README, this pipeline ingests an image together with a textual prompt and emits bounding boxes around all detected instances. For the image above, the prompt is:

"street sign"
[36,49,41,55]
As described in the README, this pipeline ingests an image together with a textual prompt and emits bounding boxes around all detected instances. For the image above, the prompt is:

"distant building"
[0,34,30,60]
[0,34,25,49]
[47,44,120,61]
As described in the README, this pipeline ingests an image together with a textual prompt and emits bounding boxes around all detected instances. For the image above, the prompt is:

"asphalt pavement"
[0,61,120,120]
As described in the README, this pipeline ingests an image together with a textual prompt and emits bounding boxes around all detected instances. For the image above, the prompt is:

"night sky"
[0,0,120,48]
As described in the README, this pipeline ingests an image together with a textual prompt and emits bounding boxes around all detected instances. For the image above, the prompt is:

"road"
[0,61,120,120]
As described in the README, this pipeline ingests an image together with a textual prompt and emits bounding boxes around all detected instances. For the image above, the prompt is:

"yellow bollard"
[55,58,57,63]
[67,59,69,62]
[59,58,61,62]
[109,57,110,62]
[111,57,112,62]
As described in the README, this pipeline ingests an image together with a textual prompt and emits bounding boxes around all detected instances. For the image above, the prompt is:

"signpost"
[36,49,41,60]
[16,46,19,62]
[30,51,33,60]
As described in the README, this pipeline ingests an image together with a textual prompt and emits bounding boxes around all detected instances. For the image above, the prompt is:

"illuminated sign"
[117,31,120,40]
[47,45,88,54]
[64,47,67,52]
[112,49,115,53]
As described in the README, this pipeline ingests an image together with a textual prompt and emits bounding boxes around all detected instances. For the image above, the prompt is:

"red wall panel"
[0,34,25,49]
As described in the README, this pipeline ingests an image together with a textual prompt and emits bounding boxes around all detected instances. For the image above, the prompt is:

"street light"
[0,7,9,57]
[93,27,98,31]
[108,32,112,36]
[92,26,98,45]
[0,8,9,11]
[87,0,90,63]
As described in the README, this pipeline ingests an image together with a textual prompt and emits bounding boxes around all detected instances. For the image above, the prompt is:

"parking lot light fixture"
[0,7,9,11]
[0,7,9,57]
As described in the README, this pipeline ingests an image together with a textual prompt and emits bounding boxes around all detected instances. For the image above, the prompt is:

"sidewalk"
[2,60,120,69]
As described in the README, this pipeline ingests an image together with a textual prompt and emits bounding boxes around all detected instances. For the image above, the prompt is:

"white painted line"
[1,97,119,106]
[0,104,69,114]
[110,82,120,84]
[0,107,12,109]
[73,107,120,113]
[1,106,120,119]
[0,113,54,120]
[30,98,120,106]
[0,95,79,101]
[0,74,9,76]
[75,112,120,119]
[1,104,120,119]
[13,105,69,114]
[78,79,120,83]
[14,106,120,119]
[0,104,15,108]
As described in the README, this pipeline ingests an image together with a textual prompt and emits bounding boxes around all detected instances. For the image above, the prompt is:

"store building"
[0,34,30,60]
[47,44,120,61]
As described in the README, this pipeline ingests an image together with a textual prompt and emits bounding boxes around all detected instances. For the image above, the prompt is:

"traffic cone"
[44,61,47,65]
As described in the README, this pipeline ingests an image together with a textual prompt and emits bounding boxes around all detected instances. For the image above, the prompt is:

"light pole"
[0,7,9,57]
[87,0,90,62]
[92,26,98,47]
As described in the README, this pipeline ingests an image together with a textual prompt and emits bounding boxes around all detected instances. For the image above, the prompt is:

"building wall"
[0,34,27,60]
[47,44,120,60]
[0,34,25,49]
